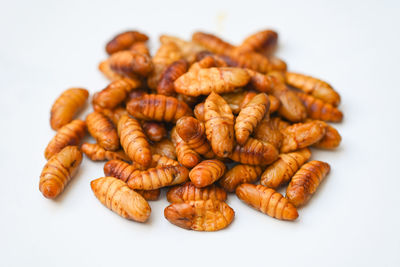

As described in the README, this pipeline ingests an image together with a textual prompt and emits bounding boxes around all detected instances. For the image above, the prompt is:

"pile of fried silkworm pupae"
[40,29,342,231]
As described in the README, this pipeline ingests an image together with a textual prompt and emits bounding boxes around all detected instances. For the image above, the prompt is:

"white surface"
[1,0,399,266]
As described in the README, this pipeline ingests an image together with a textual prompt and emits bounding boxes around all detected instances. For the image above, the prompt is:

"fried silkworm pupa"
[150,138,177,160]
[135,189,161,201]
[118,115,152,168]
[164,200,234,231]
[254,116,290,150]
[39,146,82,199]
[92,78,141,110]
[204,92,235,157]
[104,159,144,181]
[280,120,327,153]
[176,116,214,158]
[81,143,130,162]
[127,94,193,123]
[236,184,298,221]
[313,122,342,149]
[142,121,167,142]
[189,54,228,72]
[272,83,307,122]
[245,69,275,93]
[286,72,341,106]
[157,59,189,96]
[174,67,250,96]
[105,30,148,55]
[150,154,180,168]
[286,160,330,207]
[91,177,151,222]
[260,148,311,188]
[171,127,201,168]
[160,35,206,63]
[194,102,205,121]
[86,111,120,151]
[167,182,227,203]
[50,88,89,130]
[222,90,257,114]
[192,32,235,55]
[269,57,287,72]
[98,60,127,81]
[129,41,150,56]
[189,159,226,188]
[109,50,153,77]
[219,164,262,192]
[238,30,278,56]
[98,106,129,126]
[44,120,86,160]
[235,93,270,145]
[296,91,343,122]
[230,138,279,165]
[268,94,280,113]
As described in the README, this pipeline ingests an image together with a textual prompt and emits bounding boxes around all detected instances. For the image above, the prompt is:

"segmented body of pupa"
[167,182,227,203]
[105,30,148,55]
[230,138,279,165]
[296,91,343,122]
[86,111,120,151]
[189,159,226,188]
[81,143,130,162]
[219,164,262,192]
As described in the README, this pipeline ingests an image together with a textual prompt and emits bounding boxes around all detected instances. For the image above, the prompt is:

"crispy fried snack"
[167,182,227,203]
[109,50,153,77]
[142,121,167,142]
[222,90,257,114]
[148,41,182,89]
[189,159,226,188]
[268,94,280,113]
[81,143,130,162]
[194,102,205,121]
[92,78,141,109]
[98,106,129,126]
[174,67,250,97]
[151,139,176,160]
[246,69,275,93]
[189,54,228,72]
[50,88,89,130]
[171,127,201,168]
[269,57,287,72]
[127,94,193,123]
[176,116,214,158]
[230,138,279,165]
[313,122,342,149]
[260,148,311,188]
[238,30,278,56]
[219,165,262,192]
[192,32,234,55]
[254,117,289,149]
[99,60,127,81]
[160,35,206,63]
[135,189,160,201]
[151,154,180,168]
[39,146,82,199]
[45,120,86,160]
[157,59,188,96]
[236,184,298,221]
[204,92,235,157]
[127,165,189,190]
[105,30,148,55]
[118,115,152,167]
[280,120,327,153]
[272,83,307,122]
[129,41,150,56]
[164,200,234,231]
[235,93,270,145]
[286,72,340,106]
[91,177,151,222]
[286,160,330,207]
[104,159,143,180]
[296,91,343,122]
[86,111,120,151]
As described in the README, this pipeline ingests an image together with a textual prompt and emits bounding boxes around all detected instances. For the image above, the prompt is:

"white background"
[1,0,399,266]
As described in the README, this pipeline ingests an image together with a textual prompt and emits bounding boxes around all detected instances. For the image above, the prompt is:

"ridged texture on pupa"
[189,54,228,72]
[142,122,167,142]
[109,50,153,77]
[92,78,141,109]
[127,94,193,123]
[98,60,127,81]
[238,30,278,56]
[86,111,120,151]
[176,116,214,158]
[254,117,289,149]
[246,69,275,93]
[164,200,234,231]
[39,146,82,199]
[192,32,234,55]
[99,107,129,126]
[204,92,235,157]
[150,139,177,160]
[45,120,86,160]
[230,138,279,165]
[50,88,88,130]
[150,154,180,168]
[221,91,256,114]
[105,31,148,55]
[127,165,189,190]
[236,184,298,221]
[171,127,201,168]
[286,72,341,106]
[219,165,262,192]
[296,91,343,122]
[286,160,330,207]
[313,122,342,149]
[189,159,226,188]
[157,59,188,96]
[261,148,311,188]
[91,177,151,222]
[280,121,327,153]
[167,182,227,203]
[104,159,144,181]
[174,67,250,96]
[160,35,205,63]
[271,83,307,122]
[118,115,152,168]
[235,93,270,145]
[81,143,130,162]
